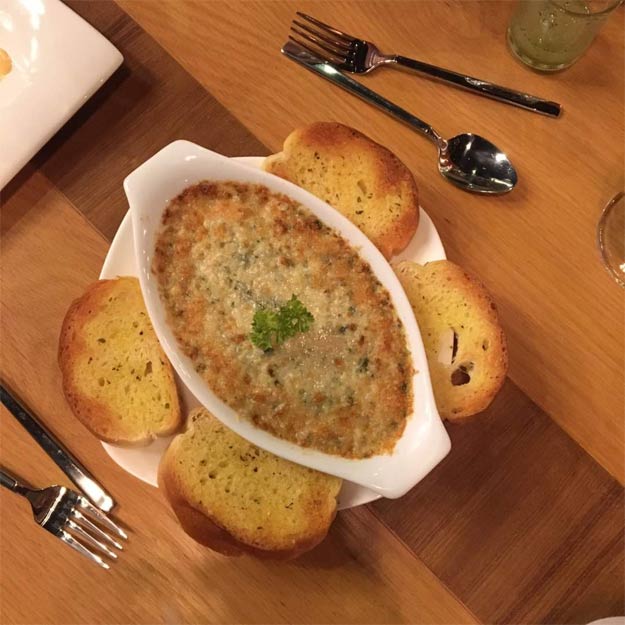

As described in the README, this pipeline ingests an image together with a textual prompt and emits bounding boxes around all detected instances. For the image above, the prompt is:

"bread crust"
[159,456,335,560]
[264,122,419,259]
[158,410,339,560]
[394,260,508,421]
[58,277,181,445]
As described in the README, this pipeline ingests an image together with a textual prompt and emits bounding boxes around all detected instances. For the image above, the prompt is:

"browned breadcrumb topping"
[153,181,413,458]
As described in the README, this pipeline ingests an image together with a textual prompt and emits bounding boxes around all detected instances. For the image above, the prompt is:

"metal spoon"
[282,41,518,195]
[439,133,517,194]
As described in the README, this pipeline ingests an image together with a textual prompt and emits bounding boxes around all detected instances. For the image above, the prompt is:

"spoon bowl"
[439,133,518,194]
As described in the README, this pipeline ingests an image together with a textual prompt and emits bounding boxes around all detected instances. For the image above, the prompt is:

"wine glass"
[597,191,625,287]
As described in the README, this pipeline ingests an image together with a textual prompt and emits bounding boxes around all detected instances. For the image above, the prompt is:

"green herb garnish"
[250,295,314,351]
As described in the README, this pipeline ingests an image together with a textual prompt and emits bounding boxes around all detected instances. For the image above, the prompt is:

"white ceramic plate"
[125,141,451,498]
[101,155,447,509]
[0,0,123,189]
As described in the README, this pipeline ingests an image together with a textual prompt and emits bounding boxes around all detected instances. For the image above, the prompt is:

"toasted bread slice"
[263,122,419,259]
[394,260,507,420]
[159,408,342,559]
[58,277,181,445]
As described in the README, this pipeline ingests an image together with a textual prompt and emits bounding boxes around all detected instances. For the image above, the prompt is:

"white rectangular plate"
[0,0,123,189]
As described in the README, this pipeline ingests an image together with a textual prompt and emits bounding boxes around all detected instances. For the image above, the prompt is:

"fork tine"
[66,519,118,560]
[76,495,128,540]
[292,20,351,51]
[58,529,110,569]
[71,508,123,550]
[295,12,355,43]
[290,26,349,61]
[287,36,343,66]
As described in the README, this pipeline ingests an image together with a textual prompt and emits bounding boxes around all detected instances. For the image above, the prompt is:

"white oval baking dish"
[124,140,450,498]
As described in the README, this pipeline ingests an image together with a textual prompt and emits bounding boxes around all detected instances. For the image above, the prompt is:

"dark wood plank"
[32,0,267,241]
[373,381,625,624]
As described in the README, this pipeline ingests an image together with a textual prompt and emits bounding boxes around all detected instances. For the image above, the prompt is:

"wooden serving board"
[0,2,623,624]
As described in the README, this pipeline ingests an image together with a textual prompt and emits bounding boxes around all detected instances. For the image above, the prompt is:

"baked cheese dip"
[153,181,413,458]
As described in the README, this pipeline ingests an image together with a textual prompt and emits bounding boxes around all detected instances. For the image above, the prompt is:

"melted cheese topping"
[154,181,413,458]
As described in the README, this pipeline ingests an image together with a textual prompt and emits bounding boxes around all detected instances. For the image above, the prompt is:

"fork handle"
[391,55,561,118]
[0,468,29,495]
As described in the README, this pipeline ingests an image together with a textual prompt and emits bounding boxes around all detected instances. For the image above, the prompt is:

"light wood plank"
[118,0,625,482]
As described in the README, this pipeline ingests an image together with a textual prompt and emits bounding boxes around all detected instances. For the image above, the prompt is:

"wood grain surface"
[118,0,625,483]
[0,172,478,625]
[1,2,623,624]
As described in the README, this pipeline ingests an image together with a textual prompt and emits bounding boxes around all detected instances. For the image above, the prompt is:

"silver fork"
[1,468,127,569]
[290,12,561,118]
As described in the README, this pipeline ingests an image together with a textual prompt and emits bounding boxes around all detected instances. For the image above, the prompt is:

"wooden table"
[1,2,623,623]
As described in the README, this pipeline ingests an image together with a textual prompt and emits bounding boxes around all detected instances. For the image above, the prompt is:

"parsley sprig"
[250,295,314,351]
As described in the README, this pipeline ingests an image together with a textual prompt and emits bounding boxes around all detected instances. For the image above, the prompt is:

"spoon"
[282,40,517,195]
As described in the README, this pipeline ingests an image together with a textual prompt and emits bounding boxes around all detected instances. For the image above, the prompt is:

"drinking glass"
[507,0,623,71]
[597,191,625,288]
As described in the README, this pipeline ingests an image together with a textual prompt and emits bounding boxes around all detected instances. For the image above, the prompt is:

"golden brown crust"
[158,411,338,560]
[159,460,335,560]
[394,260,508,421]
[378,202,420,261]
[264,122,419,259]
[58,277,181,445]
[158,455,246,557]
[154,181,412,459]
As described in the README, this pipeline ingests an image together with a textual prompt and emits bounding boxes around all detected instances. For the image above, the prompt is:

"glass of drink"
[597,191,625,288]
[507,0,623,71]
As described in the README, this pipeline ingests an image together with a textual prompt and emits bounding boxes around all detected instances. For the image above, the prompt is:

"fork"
[1,468,127,569]
[290,12,561,118]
